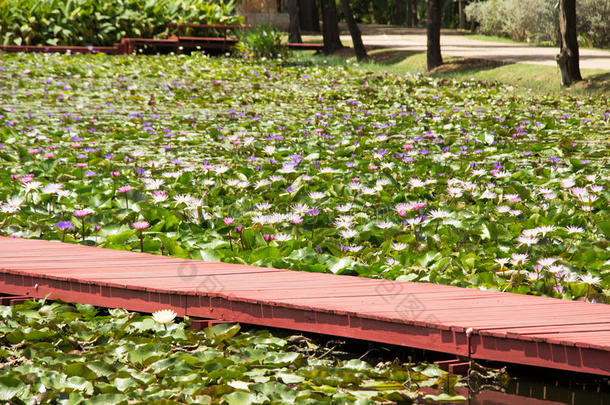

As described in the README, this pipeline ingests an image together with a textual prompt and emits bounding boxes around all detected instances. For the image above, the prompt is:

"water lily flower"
[494,258,510,268]
[537,257,558,267]
[340,229,358,239]
[516,235,539,246]
[132,221,150,230]
[565,225,584,234]
[428,209,451,220]
[510,253,528,266]
[274,233,293,242]
[377,221,395,229]
[391,242,407,251]
[579,273,601,286]
[73,209,93,217]
[152,309,177,325]
[255,202,272,211]
[309,191,325,201]
[56,221,73,231]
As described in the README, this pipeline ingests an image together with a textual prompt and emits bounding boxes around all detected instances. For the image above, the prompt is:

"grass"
[463,33,554,47]
[291,47,610,99]
[463,32,610,52]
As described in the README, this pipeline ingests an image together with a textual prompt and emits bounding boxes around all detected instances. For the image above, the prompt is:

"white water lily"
[579,273,601,286]
[152,309,177,325]
[565,225,584,234]
[274,233,293,242]
[516,235,538,246]
[309,191,325,200]
[340,229,358,239]
[428,209,451,220]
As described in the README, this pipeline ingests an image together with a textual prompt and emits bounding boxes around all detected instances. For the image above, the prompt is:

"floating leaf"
[0,375,26,401]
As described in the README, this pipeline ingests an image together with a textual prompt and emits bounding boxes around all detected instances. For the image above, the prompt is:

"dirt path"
[332,25,610,71]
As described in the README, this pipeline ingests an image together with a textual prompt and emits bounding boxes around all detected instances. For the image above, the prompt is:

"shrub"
[578,0,610,48]
[465,0,557,44]
[465,0,610,48]
[0,0,242,47]
[464,0,507,38]
[235,25,289,59]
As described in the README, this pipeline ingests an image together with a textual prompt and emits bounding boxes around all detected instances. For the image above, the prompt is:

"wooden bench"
[167,23,249,41]
[286,42,324,51]
[119,37,179,54]
[168,23,323,52]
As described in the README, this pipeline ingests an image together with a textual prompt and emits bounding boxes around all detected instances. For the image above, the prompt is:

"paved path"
[333,26,610,71]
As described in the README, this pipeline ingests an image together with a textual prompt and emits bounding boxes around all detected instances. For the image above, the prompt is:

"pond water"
[470,370,610,405]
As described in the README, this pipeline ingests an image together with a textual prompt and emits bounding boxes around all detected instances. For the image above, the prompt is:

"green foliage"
[0,0,242,47]
[235,25,289,59]
[577,0,610,48]
[348,0,426,26]
[465,0,558,44]
[465,0,610,48]
[0,300,466,403]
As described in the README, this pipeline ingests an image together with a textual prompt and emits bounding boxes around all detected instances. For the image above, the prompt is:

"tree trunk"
[287,0,302,43]
[299,0,320,32]
[339,0,367,61]
[410,0,418,27]
[321,0,343,54]
[311,0,320,32]
[556,0,582,87]
[406,0,413,27]
[395,0,406,26]
[427,0,443,71]
[458,0,465,29]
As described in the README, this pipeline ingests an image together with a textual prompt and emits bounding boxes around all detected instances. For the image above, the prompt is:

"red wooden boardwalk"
[1,237,609,376]
[0,37,321,55]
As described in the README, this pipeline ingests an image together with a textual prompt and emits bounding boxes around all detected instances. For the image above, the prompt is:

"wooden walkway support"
[0,237,608,376]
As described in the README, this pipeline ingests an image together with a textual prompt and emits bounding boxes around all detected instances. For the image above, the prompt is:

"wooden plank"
[287,43,324,50]
[0,236,609,376]
[0,45,121,54]
[168,23,249,30]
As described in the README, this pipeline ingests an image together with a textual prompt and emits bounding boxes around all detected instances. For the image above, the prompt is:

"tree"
[458,0,466,29]
[406,0,418,27]
[339,0,367,61]
[395,0,406,25]
[321,0,343,54]
[299,0,321,32]
[556,0,582,87]
[426,0,443,71]
[287,0,302,43]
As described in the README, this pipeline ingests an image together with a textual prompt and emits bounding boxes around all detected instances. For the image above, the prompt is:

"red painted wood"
[0,38,321,56]
[470,389,569,405]
[286,43,324,50]
[0,45,121,54]
[167,23,250,30]
[1,237,609,376]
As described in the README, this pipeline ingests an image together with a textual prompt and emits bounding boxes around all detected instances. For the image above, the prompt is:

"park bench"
[167,23,323,51]
[286,42,324,51]
[118,37,179,54]
[166,23,247,52]
[168,23,245,42]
